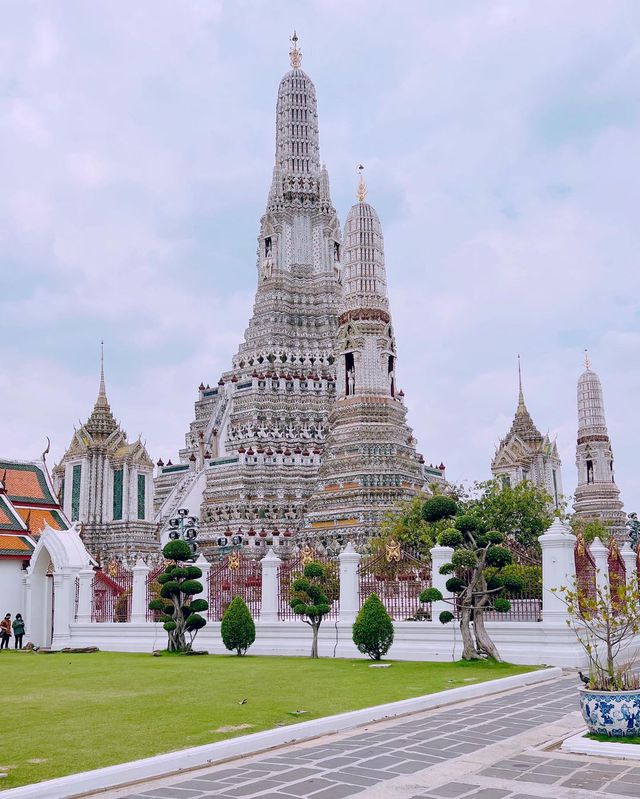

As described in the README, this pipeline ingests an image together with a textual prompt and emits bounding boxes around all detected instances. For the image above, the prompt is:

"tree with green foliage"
[148,540,208,651]
[352,593,394,660]
[289,561,332,658]
[569,516,610,545]
[221,596,256,655]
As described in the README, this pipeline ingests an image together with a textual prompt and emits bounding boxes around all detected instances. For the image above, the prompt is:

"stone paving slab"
[100,675,640,799]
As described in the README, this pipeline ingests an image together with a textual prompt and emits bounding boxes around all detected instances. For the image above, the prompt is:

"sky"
[1,1,639,512]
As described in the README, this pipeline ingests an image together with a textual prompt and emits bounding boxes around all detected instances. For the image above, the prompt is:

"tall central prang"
[154,35,343,549]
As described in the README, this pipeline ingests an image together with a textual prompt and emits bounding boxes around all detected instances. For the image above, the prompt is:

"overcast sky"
[1,1,639,512]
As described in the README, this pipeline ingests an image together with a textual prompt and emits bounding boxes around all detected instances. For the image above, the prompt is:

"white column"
[260,550,281,623]
[338,542,361,623]
[194,553,211,607]
[539,519,576,624]
[620,542,637,588]
[131,559,150,623]
[590,537,609,595]
[76,567,95,623]
[52,570,78,646]
[429,545,455,621]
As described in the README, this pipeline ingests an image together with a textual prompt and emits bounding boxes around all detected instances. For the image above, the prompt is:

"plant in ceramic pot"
[557,567,640,737]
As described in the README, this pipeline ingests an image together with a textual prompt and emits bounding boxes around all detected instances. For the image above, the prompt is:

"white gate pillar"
[338,543,361,623]
[539,519,576,624]
[131,559,150,623]
[260,550,281,623]
[52,569,80,646]
[590,537,609,595]
[76,567,95,623]
[194,553,211,605]
[620,542,637,588]
[429,545,455,621]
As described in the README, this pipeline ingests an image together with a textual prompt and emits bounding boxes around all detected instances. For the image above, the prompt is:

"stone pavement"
[102,675,640,799]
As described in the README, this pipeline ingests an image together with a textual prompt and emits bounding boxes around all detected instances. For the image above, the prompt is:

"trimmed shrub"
[352,593,394,661]
[422,496,457,523]
[221,596,256,656]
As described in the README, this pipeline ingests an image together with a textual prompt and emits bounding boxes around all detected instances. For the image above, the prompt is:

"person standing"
[0,614,11,650]
[12,614,25,650]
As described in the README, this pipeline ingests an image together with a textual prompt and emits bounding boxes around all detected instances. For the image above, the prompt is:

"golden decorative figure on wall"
[228,551,241,570]
[300,544,315,565]
[385,539,401,563]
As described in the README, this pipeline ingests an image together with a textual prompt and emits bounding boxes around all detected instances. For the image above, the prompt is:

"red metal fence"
[278,546,339,621]
[208,551,262,621]
[358,542,431,621]
[145,562,166,621]
[91,561,133,622]
[574,530,597,613]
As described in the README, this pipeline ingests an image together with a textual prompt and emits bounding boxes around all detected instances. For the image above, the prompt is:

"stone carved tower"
[53,346,158,560]
[155,35,343,552]
[302,173,428,551]
[491,358,563,508]
[573,354,626,537]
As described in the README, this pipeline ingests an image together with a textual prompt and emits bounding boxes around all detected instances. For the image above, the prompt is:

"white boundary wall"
[28,518,640,668]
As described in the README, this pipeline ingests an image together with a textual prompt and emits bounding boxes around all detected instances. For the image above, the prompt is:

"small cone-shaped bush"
[221,596,256,656]
[352,593,394,661]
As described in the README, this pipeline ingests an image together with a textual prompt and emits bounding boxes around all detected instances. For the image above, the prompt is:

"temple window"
[71,464,81,522]
[264,237,272,258]
[586,459,594,484]
[552,470,559,507]
[113,468,123,520]
[334,242,340,261]
[345,352,355,396]
[137,473,146,520]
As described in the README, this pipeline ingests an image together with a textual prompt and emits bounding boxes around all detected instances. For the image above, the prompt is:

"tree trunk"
[310,621,319,658]
[473,608,502,661]
[460,604,479,660]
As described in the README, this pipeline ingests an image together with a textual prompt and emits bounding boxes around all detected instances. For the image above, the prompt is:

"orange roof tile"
[0,461,57,505]
[16,508,66,534]
[0,534,33,555]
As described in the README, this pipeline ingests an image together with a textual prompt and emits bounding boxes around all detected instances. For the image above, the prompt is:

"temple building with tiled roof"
[52,347,159,561]
[0,456,69,614]
[491,358,563,508]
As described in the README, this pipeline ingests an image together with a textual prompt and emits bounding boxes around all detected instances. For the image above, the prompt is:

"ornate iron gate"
[208,551,262,621]
[358,540,431,621]
[278,545,339,621]
[91,561,133,622]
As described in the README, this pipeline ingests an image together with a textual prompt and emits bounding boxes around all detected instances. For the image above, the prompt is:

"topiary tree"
[148,540,208,651]
[352,593,394,660]
[420,518,521,661]
[289,561,332,658]
[221,596,256,656]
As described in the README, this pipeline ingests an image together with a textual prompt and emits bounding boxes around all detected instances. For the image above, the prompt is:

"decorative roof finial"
[517,354,525,407]
[584,348,591,370]
[357,164,367,203]
[289,31,302,68]
[99,340,106,399]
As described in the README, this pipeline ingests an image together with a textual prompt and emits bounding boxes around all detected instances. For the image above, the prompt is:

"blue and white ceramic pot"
[579,688,640,737]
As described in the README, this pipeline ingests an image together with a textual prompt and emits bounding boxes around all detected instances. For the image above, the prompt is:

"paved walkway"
[103,675,640,799]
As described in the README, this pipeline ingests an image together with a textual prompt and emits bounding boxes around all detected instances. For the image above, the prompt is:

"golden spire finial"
[517,354,525,408]
[584,348,591,370]
[289,30,302,68]
[357,164,367,203]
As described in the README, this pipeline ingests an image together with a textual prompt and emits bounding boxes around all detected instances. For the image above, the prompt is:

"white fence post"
[194,553,211,606]
[131,559,150,623]
[590,537,609,595]
[620,542,637,588]
[260,550,281,623]
[338,543,361,623]
[76,567,95,623]
[429,545,455,622]
[539,518,576,624]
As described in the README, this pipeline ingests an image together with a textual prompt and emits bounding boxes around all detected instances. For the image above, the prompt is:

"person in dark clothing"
[0,613,11,649]
[12,614,25,649]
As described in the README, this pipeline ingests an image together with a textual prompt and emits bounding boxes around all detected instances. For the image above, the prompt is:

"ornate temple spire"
[85,343,118,437]
[574,353,626,536]
[577,354,608,435]
[341,177,389,315]
[508,357,542,442]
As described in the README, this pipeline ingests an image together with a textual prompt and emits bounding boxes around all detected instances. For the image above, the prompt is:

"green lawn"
[586,732,640,744]
[0,651,535,790]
